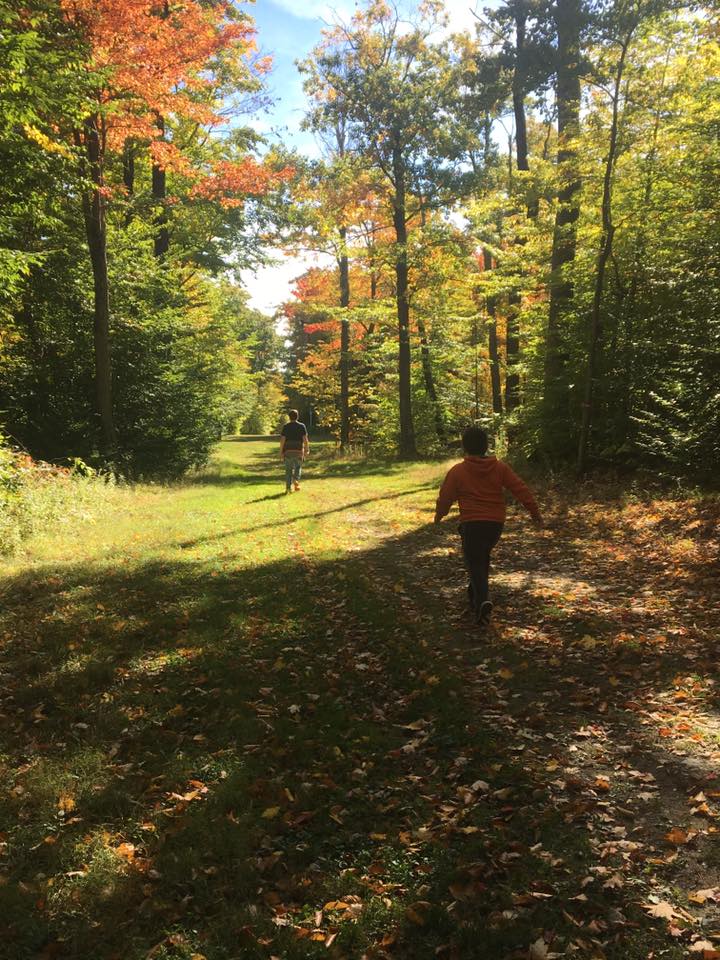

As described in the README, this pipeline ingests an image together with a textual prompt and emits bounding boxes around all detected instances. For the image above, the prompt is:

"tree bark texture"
[416,314,446,442]
[76,117,116,453]
[338,226,351,448]
[543,0,582,450]
[505,304,520,411]
[577,35,631,474]
[152,116,169,257]
[392,143,417,458]
[483,250,503,414]
[122,140,135,195]
[506,6,534,413]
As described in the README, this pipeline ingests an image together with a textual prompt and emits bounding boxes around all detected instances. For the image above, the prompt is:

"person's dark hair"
[288,409,299,421]
[462,426,488,456]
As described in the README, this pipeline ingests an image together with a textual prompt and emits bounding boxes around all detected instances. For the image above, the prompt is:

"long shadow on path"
[0,507,717,959]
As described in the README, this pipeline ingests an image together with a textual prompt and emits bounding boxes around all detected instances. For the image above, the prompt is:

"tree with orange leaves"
[299,1,465,458]
[61,0,287,453]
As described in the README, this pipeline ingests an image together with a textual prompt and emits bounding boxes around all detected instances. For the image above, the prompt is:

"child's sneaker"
[477,600,493,626]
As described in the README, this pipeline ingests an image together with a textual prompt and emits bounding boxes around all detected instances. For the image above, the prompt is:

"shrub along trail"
[1,439,719,960]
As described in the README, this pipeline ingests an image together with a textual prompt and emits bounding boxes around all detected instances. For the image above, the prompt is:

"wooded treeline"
[0,0,288,478]
[282,0,719,477]
[0,0,718,480]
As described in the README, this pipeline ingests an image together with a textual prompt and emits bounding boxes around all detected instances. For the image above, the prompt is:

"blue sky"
[249,0,344,155]
[241,0,481,314]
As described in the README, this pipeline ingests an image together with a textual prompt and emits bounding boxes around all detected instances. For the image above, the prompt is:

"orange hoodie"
[435,456,540,524]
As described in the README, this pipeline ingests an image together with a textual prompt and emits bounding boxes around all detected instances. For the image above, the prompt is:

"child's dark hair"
[462,426,488,456]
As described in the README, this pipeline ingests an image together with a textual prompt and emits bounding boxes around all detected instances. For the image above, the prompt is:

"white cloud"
[444,0,481,35]
[267,0,357,22]
[241,250,335,315]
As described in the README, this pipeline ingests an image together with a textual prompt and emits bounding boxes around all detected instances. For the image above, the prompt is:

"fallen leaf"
[405,905,425,925]
[323,901,350,911]
[528,938,549,959]
[665,827,694,845]
[401,719,428,731]
[115,842,135,861]
[644,901,677,919]
[690,941,716,953]
[689,889,719,905]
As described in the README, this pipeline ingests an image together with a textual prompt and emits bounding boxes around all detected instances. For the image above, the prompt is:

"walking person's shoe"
[477,600,493,626]
[285,486,292,494]
[293,481,300,491]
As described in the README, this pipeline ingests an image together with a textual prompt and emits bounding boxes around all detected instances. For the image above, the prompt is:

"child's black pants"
[459,520,504,610]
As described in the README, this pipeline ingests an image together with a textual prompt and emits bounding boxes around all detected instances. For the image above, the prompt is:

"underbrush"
[0,439,114,556]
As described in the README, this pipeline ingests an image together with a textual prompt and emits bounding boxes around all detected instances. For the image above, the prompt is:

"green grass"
[0,439,716,959]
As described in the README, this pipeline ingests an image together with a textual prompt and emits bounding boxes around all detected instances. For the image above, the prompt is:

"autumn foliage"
[62,0,288,197]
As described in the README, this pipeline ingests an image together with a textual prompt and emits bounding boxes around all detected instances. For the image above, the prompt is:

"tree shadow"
[0,511,716,959]
[174,482,438,549]
[246,491,288,504]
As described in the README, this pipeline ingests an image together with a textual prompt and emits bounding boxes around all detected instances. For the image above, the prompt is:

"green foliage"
[0,214,283,477]
[0,436,112,556]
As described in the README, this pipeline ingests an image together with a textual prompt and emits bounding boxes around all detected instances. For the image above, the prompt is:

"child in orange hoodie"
[434,426,543,626]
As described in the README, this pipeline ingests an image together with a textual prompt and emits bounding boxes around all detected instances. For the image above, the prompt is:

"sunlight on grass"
[1,440,717,959]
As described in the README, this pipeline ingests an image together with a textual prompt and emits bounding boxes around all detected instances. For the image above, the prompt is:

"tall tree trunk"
[122,139,135,228]
[512,4,538,217]
[505,303,520,411]
[416,314,446,442]
[577,34,632,475]
[152,1,170,257]
[483,250,503,414]
[483,111,492,161]
[619,42,671,444]
[417,202,445,442]
[123,140,135,195]
[543,0,582,452]
[512,4,530,177]
[506,5,533,415]
[473,316,481,421]
[392,143,417,458]
[76,117,115,453]
[152,116,169,257]
[338,226,351,448]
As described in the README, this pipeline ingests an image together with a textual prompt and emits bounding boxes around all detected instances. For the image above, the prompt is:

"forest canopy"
[0,0,718,480]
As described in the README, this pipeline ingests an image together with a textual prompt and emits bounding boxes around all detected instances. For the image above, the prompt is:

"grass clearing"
[1,439,718,959]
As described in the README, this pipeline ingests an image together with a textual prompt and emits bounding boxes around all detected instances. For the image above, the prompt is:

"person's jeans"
[460,520,504,610]
[284,455,302,489]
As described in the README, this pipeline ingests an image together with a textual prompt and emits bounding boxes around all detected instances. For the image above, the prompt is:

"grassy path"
[1,440,719,960]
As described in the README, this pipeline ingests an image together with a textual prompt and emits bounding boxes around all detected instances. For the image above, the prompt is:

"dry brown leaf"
[665,827,694,845]
[644,901,677,919]
[689,889,719,905]
[115,842,135,861]
[405,906,425,926]
[528,938,549,960]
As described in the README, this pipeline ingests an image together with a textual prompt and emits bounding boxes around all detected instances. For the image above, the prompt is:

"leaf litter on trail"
[4,458,720,960]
